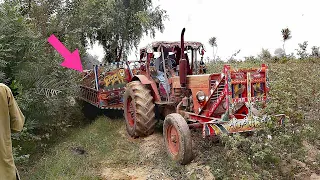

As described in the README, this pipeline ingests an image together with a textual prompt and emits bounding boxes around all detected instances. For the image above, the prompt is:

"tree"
[71,0,168,63]
[0,0,99,160]
[295,41,309,59]
[244,56,258,63]
[228,49,241,62]
[0,0,168,130]
[281,28,292,55]
[8,0,168,63]
[1,0,166,164]
[258,48,272,61]
[206,56,210,63]
[83,54,101,70]
[208,37,217,62]
[215,56,222,63]
[311,46,320,58]
[274,48,285,58]
[0,0,84,123]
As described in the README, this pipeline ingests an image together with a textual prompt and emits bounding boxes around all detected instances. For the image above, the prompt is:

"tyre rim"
[167,124,179,155]
[127,97,135,127]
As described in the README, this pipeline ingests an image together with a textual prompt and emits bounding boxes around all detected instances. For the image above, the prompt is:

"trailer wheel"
[124,81,156,138]
[163,113,193,165]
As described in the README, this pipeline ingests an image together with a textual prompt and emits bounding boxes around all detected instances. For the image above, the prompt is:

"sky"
[87,0,320,62]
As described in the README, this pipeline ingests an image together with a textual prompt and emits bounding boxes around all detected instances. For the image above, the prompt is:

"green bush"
[0,1,86,162]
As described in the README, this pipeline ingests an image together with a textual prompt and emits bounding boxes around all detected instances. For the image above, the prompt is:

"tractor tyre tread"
[124,81,156,138]
[163,113,193,165]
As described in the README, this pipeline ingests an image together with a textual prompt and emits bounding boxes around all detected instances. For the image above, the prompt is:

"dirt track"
[94,115,320,180]
[101,127,216,180]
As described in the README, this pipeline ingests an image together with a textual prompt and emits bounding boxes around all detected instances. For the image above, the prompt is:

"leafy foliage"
[83,54,101,70]
[72,0,168,62]
[0,0,88,162]
[205,59,320,179]
[1,0,168,165]
[296,41,309,59]
[274,48,286,58]
[1,1,319,179]
[281,27,292,55]
[208,37,217,47]
[227,49,241,63]
[281,28,292,42]
[258,48,272,61]
[311,46,320,58]
[244,56,259,63]
[208,36,217,61]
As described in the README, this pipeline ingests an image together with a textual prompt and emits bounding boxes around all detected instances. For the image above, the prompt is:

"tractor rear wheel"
[123,81,156,138]
[163,113,193,165]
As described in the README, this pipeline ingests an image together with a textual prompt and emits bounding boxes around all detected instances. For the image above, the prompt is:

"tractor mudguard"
[131,75,153,84]
[130,75,161,102]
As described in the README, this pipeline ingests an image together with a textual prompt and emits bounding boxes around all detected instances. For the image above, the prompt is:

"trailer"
[80,61,130,110]
[79,41,207,111]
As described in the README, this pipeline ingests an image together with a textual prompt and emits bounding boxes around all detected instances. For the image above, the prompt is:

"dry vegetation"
[19,59,320,180]
[2,1,319,179]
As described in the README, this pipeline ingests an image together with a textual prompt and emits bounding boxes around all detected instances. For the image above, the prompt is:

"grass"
[204,59,320,179]
[19,59,320,180]
[20,116,140,180]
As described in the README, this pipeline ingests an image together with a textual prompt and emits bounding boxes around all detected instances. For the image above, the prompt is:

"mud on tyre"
[163,113,193,165]
[124,81,156,138]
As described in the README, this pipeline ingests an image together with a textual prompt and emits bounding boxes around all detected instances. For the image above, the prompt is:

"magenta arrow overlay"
[48,34,83,72]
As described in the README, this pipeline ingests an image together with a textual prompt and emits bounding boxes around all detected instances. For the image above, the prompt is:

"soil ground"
[19,115,320,180]
[100,123,216,180]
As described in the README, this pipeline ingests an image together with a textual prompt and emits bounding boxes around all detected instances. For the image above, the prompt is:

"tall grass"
[205,59,320,179]
[20,116,139,180]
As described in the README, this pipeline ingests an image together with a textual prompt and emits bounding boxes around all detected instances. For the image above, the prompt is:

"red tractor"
[79,38,206,115]
[123,28,286,165]
[79,28,285,165]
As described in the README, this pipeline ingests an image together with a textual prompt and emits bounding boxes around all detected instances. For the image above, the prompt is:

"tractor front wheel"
[163,113,193,165]
[124,81,156,138]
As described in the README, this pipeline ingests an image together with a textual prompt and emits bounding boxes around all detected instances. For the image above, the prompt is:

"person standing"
[0,83,25,180]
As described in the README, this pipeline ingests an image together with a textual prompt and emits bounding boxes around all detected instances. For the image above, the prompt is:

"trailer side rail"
[79,85,99,107]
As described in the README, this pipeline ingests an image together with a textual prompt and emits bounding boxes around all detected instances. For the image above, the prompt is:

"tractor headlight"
[196,91,206,102]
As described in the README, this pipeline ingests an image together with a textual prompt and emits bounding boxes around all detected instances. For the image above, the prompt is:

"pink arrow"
[48,34,83,72]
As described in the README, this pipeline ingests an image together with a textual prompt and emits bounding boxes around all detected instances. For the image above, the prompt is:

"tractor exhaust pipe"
[181,28,185,59]
[179,28,187,88]
[179,28,190,110]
